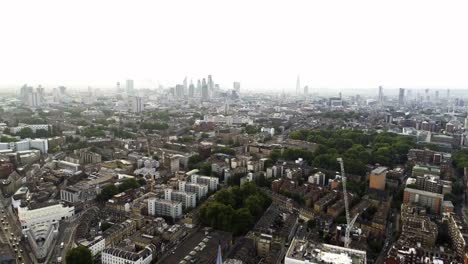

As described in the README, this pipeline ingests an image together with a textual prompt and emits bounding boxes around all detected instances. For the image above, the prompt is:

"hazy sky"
[1,0,468,91]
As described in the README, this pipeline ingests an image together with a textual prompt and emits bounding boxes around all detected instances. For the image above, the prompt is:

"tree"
[96,185,119,202]
[35,129,49,138]
[17,127,34,139]
[118,178,140,192]
[66,246,92,264]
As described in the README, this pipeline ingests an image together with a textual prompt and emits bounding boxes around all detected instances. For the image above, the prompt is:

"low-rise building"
[284,238,366,264]
[101,244,156,264]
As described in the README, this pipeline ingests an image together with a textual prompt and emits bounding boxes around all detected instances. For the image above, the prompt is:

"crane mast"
[337,157,355,248]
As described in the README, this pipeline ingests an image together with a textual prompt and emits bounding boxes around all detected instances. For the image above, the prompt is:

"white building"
[11,124,49,134]
[178,181,208,201]
[79,236,106,256]
[308,171,326,186]
[148,198,182,219]
[18,203,75,260]
[0,138,49,154]
[164,189,197,209]
[57,160,81,173]
[30,139,49,153]
[102,245,155,264]
[191,174,219,192]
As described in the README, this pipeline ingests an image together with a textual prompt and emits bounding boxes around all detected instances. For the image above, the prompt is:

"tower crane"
[337,157,358,248]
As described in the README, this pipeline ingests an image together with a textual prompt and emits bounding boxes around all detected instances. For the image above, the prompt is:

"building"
[308,171,326,186]
[60,187,81,204]
[403,187,444,214]
[148,198,182,219]
[369,166,387,191]
[131,96,143,113]
[445,213,466,258]
[79,236,106,256]
[398,88,405,105]
[101,244,156,264]
[191,174,219,192]
[284,238,366,264]
[415,175,452,194]
[18,202,75,260]
[233,82,241,94]
[126,79,134,93]
[179,181,208,200]
[10,124,50,134]
[164,188,197,209]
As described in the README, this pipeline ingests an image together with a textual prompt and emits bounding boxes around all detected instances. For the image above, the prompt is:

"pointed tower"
[216,242,223,264]
[296,75,301,95]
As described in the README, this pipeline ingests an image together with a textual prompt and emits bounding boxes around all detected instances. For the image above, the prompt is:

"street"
[0,192,34,264]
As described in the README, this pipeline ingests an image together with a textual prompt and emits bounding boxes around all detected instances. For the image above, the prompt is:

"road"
[0,192,35,264]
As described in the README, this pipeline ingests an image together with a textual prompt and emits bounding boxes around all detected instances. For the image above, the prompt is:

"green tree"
[17,127,34,139]
[118,178,140,192]
[35,129,49,138]
[66,246,93,264]
[96,185,119,202]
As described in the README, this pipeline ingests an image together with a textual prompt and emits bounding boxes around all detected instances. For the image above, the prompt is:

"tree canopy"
[199,183,271,235]
[277,129,414,175]
[66,246,93,264]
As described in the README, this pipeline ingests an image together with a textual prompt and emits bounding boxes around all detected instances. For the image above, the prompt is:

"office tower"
[197,79,202,96]
[425,89,430,101]
[126,79,134,93]
[183,77,188,90]
[175,84,185,99]
[132,96,143,113]
[27,92,40,107]
[398,88,405,105]
[339,92,342,99]
[447,89,450,99]
[233,82,241,93]
[303,86,309,95]
[201,78,209,99]
[296,75,301,95]
[188,81,195,98]
[207,75,214,94]
[435,90,439,101]
[59,86,67,95]
[378,86,383,103]
[116,82,121,93]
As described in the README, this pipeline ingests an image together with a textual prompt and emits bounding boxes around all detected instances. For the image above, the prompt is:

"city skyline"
[1,0,468,91]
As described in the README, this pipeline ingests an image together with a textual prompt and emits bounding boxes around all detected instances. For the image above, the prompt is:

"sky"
[0,0,468,91]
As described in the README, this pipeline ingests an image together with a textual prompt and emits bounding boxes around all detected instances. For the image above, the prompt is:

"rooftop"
[285,238,367,264]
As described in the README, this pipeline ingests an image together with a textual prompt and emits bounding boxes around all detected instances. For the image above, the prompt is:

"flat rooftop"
[285,238,366,264]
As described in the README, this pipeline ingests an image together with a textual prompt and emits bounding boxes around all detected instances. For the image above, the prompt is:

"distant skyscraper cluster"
[20,85,44,108]
[168,75,237,101]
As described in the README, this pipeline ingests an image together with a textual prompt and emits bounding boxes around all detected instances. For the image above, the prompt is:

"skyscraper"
[188,80,195,98]
[132,96,143,113]
[378,86,384,103]
[304,86,309,95]
[126,79,134,93]
[296,75,301,95]
[233,82,241,94]
[201,78,209,99]
[197,79,202,96]
[398,88,405,105]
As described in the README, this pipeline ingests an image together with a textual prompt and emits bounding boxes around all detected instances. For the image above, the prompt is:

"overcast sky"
[1,0,468,91]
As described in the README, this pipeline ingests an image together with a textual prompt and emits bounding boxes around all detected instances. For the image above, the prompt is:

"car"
[19,249,23,253]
